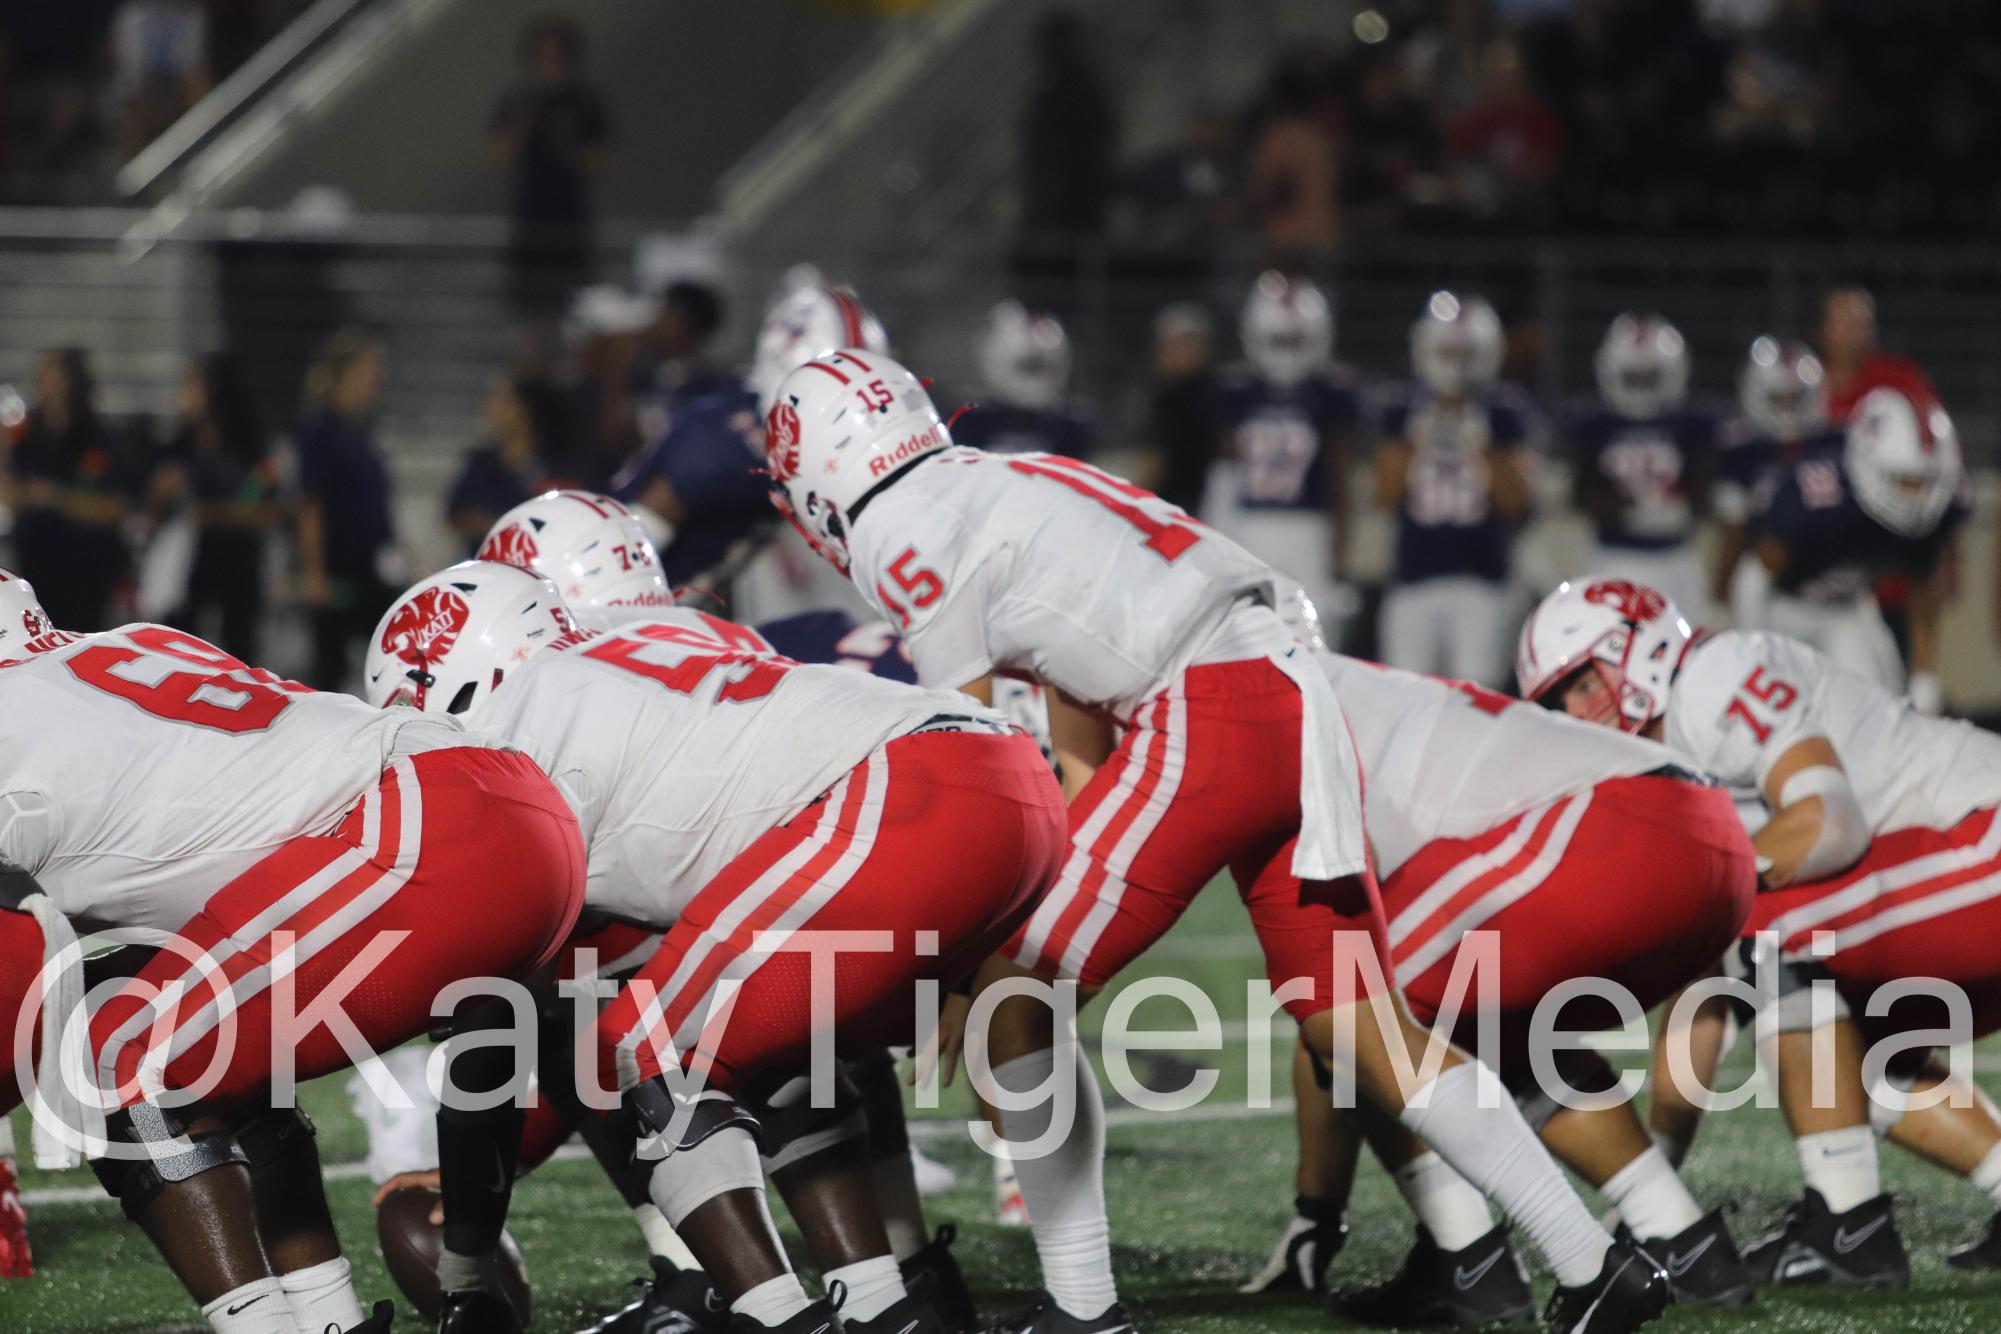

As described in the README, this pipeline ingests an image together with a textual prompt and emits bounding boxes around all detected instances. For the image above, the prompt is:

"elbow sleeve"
[1781,765,1871,882]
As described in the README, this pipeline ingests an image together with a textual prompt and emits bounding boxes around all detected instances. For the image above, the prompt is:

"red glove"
[0,1156,33,1278]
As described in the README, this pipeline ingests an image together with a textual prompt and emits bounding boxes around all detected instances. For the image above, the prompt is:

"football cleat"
[337,1300,396,1333]
[983,1294,1137,1333]
[728,1300,844,1332]
[1741,1189,1908,1287]
[844,1293,947,1333]
[1542,1241,1670,1333]
[1623,1209,1753,1306]
[578,1258,727,1332]
[440,1290,523,1334]
[1240,1199,1347,1293]
[1333,1224,1534,1326]
[1948,1210,2001,1270]
[0,1155,33,1278]
[901,1225,978,1332]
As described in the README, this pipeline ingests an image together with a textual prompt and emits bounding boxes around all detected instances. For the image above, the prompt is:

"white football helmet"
[1516,577,1693,734]
[479,490,671,630]
[1270,576,1327,653]
[979,300,1071,410]
[1739,336,1825,440]
[764,349,951,573]
[365,561,584,713]
[1594,313,1689,419]
[1411,291,1503,394]
[0,568,63,663]
[749,282,890,411]
[1242,271,1333,387]
[1844,386,1962,538]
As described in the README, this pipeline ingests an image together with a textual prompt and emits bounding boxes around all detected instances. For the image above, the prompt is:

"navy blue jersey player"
[1712,337,1835,616]
[609,376,772,591]
[951,302,1096,458]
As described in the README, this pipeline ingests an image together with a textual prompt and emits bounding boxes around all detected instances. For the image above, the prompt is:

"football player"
[0,568,587,1334]
[1744,386,1964,702]
[1206,272,1363,646]
[1249,608,1756,1318]
[371,560,1064,1333]
[1710,338,1831,623]
[767,349,1669,1333]
[951,301,1096,458]
[1376,292,1540,687]
[1521,575,2001,1284]
[1566,314,1719,619]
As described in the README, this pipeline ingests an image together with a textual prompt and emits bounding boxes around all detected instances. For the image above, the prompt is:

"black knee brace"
[92,1101,248,1222]
[232,1106,317,1177]
[628,1080,761,1157]
[756,1067,865,1172]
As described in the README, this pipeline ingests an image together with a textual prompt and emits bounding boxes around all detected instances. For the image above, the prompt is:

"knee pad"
[1506,1047,1620,1132]
[1867,1065,1919,1138]
[91,1101,248,1222]
[757,1068,866,1174]
[848,1050,913,1160]
[627,1079,765,1228]
[232,1106,317,1176]
[1727,938,1848,1033]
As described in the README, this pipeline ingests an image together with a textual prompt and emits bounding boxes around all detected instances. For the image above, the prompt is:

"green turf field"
[8,888,2001,1333]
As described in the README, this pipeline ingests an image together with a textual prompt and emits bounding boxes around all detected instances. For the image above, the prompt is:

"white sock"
[1393,1151,1494,1251]
[436,1247,503,1296]
[825,1254,906,1322]
[1971,1142,2001,1207]
[1398,1061,1612,1287]
[994,1046,1119,1320]
[871,1154,930,1261]
[201,1277,293,1334]
[633,1203,701,1269]
[732,1272,813,1326]
[1600,1146,1703,1242]
[1797,1126,1880,1212]
[278,1257,364,1331]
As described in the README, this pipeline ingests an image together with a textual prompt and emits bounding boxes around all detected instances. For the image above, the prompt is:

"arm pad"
[1780,764,1870,882]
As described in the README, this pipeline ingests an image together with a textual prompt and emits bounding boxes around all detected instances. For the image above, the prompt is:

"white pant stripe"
[1386,795,1568,948]
[1764,811,2001,945]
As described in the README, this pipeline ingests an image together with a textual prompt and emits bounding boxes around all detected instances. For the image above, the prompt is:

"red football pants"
[1390,774,1756,1061]
[1007,658,1385,1020]
[597,729,1065,1092]
[89,747,586,1111]
[0,909,43,1116]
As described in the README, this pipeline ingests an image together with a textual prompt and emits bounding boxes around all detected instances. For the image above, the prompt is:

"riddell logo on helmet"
[380,587,471,666]
[766,402,802,482]
[1582,579,1665,623]
[22,607,51,639]
[478,523,538,568]
[869,427,940,477]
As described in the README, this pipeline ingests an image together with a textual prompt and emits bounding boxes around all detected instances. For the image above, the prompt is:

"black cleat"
[845,1293,947,1333]
[982,1294,1137,1333]
[1949,1209,2001,1270]
[578,1258,728,1332]
[337,1301,396,1333]
[440,1290,524,1334]
[1240,1198,1348,1294]
[1333,1224,1535,1326]
[1543,1241,1669,1334]
[728,1300,844,1333]
[901,1225,979,1331]
[1624,1210,1753,1306]
[1741,1189,1908,1288]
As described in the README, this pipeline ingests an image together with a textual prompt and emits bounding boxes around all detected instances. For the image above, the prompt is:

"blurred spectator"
[5,349,130,630]
[490,15,609,314]
[1448,37,1563,220]
[1338,53,1444,233]
[154,353,278,661]
[1016,7,1116,297]
[1817,286,1937,425]
[637,280,730,432]
[1244,55,1339,260]
[294,327,395,690]
[110,0,211,159]
[0,3,105,194]
[1120,108,1236,248]
[1139,303,1217,515]
[446,371,576,554]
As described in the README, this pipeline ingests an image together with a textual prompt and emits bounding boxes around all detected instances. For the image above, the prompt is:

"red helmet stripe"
[832,289,865,347]
[802,360,852,386]
[840,350,875,374]
[566,492,610,517]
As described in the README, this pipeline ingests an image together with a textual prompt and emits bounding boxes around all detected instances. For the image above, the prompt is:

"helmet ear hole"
[446,681,479,716]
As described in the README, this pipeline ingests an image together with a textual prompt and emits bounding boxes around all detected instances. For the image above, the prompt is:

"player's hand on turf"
[913,991,973,1090]
[373,1169,444,1222]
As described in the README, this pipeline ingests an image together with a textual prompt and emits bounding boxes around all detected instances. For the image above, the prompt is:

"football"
[375,1186,532,1325]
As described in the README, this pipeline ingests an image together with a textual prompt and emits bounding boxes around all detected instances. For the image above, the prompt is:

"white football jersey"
[1667,629,2001,833]
[0,624,480,931]
[467,610,992,926]
[1322,655,1676,878]
[846,449,1275,716]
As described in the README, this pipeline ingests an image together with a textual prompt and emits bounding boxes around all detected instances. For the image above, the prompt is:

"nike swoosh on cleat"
[1666,1233,1718,1276]
[1834,1217,1890,1254]
[225,1295,268,1315]
[1564,1252,1636,1333]
[1453,1247,1508,1290]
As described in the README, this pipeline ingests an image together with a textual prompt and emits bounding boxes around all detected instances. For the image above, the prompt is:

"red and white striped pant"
[598,728,1065,1092]
[1006,657,1385,1021]
[0,909,42,1115]
[1389,773,1754,1061]
[1748,804,2001,1040]
[89,746,586,1111]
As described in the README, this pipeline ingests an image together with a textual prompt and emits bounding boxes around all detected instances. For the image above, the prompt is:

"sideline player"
[952,301,1095,459]
[767,349,1669,1333]
[0,569,586,1334]
[1711,338,1830,623]
[370,560,1063,1332]
[1521,575,2001,1284]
